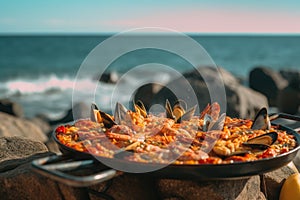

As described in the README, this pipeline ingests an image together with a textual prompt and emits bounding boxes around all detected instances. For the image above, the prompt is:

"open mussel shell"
[177,105,197,123]
[90,103,117,128]
[114,102,129,125]
[203,113,226,131]
[251,107,271,130]
[165,99,196,123]
[91,103,100,122]
[165,99,175,120]
[243,132,278,150]
[134,100,147,118]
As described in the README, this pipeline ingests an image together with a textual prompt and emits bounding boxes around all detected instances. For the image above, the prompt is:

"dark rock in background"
[0,99,24,118]
[249,67,288,106]
[277,70,300,114]
[98,71,119,84]
[225,83,268,118]
[48,102,90,125]
[277,82,300,114]
[133,83,163,110]
[135,66,268,118]
[280,69,300,83]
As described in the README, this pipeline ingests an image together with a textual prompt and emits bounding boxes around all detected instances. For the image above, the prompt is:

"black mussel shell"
[134,100,147,118]
[243,132,278,150]
[251,107,271,130]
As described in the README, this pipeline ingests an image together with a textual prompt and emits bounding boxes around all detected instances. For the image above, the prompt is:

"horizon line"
[1,32,300,37]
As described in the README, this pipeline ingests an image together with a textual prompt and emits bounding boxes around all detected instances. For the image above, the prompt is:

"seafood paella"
[55,100,297,165]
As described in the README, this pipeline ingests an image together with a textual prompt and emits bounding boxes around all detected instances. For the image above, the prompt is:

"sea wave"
[0,71,174,118]
[1,75,80,96]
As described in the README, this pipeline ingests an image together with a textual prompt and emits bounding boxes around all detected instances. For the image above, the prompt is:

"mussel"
[251,107,271,130]
[134,100,147,118]
[165,99,197,123]
[91,103,116,128]
[91,101,148,129]
[213,132,278,157]
[203,113,226,131]
[243,132,278,150]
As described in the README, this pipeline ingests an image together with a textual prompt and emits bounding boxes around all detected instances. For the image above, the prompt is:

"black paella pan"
[32,112,300,187]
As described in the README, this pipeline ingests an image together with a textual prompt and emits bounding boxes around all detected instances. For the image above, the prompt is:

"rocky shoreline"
[0,66,299,199]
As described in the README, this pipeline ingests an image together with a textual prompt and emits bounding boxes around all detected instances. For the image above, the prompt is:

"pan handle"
[32,155,117,187]
[269,113,300,122]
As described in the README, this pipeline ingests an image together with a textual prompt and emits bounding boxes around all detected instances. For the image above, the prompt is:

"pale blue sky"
[0,0,299,33]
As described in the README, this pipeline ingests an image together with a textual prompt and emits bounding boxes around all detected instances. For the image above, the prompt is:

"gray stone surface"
[262,165,296,200]
[0,136,48,163]
[157,176,265,200]
[0,112,48,142]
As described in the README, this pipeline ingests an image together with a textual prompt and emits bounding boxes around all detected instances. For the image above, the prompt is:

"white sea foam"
[0,71,173,118]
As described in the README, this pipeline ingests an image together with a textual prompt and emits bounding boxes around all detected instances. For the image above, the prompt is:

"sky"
[0,0,300,34]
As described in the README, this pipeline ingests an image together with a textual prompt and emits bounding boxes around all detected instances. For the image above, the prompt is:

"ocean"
[0,35,300,119]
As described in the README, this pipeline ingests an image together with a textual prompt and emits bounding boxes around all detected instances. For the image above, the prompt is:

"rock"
[30,116,52,136]
[249,67,288,106]
[280,69,300,83]
[132,83,164,110]
[262,164,296,200]
[90,174,159,200]
[277,75,300,114]
[45,137,61,154]
[151,66,268,118]
[294,151,300,172]
[98,71,119,84]
[0,99,23,117]
[277,84,300,114]
[0,112,48,142]
[0,136,83,200]
[0,136,48,163]
[157,176,265,200]
[49,102,90,125]
[225,83,269,118]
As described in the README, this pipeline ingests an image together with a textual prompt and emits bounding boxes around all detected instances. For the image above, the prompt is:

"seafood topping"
[165,99,197,123]
[134,100,147,118]
[251,107,271,130]
[243,132,278,150]
[57,101,297,165]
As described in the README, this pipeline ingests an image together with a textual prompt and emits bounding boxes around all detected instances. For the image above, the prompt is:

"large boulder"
[277,72,300,114]
[249,67,288,106]
[0,136,81,200]
[277,82,300,114]
[132,83,163,110]
[147,66,268,118]
[98,71,119,84]
[0,99,23,118]
[0,112,47,142]
[225,83,268,118]
[280,69,300,83]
